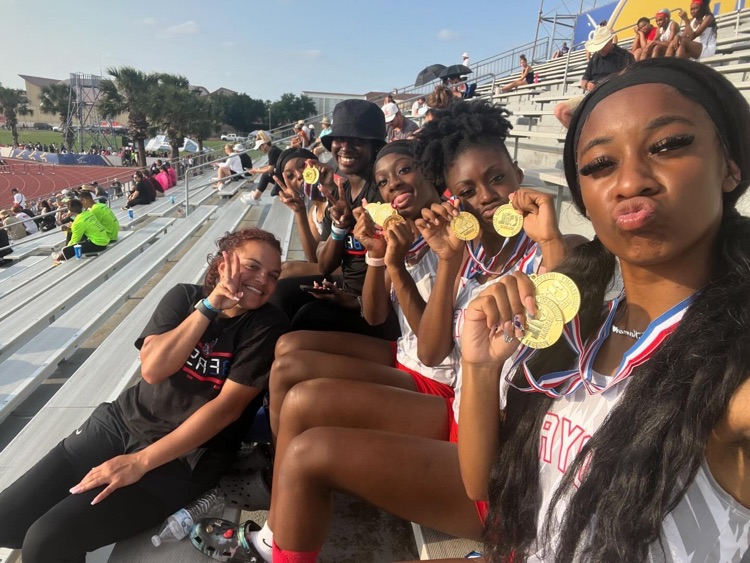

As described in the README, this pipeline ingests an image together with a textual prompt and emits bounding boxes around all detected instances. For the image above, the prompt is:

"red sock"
[272,540,321,563]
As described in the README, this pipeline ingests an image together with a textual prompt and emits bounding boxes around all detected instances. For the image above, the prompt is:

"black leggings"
[270,275,401,340]
[255,172,276,193]
[125,194,151,208]
[0,403,228,562]
[61,239,108,260]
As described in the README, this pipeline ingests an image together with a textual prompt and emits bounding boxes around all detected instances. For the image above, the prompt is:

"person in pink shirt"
[154,166,171,192]
[165,162,178,188]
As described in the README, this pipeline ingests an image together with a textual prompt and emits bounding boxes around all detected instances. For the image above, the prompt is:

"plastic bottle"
[151,488,225,546]
[170,195,175,204]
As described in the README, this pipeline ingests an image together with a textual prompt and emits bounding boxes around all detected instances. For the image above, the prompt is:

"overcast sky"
[0,0,551,100]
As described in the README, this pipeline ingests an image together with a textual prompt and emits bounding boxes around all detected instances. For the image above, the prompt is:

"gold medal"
[373,205,397,227]
[303,166,320,185]
[520,295,564,349]
[492,204,523,238]
[530,272,581,323]
[382,214,405,230]
[450,211,480,241]
[366,202,383,224]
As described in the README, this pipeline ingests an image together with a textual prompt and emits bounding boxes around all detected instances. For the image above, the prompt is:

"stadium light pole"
[268,108,272,131]
[532,0,544,62]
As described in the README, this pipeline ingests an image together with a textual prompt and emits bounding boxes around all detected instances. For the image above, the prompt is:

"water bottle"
[170,195,175,204]
[151,488,225,546]
[128,209,134,220]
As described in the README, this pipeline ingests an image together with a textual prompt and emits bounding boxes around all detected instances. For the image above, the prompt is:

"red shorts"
[390,343,488,523]
[390,342,455,440]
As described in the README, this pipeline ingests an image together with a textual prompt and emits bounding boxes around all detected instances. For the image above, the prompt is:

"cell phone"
[299,284,332,293]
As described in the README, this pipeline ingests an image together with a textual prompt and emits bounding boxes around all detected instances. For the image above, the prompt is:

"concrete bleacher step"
[0,255,46,284]
[0,213,225,427]
[0,224,171,361]
[216,178,250,198]
[412,523,482,560]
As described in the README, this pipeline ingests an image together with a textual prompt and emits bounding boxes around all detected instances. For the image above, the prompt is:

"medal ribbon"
[507,292,694,398]
[464,233,538,279]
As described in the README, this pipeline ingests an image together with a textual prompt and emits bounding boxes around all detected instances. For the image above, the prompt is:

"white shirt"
[15,212,38,234]
[13,193,25,207]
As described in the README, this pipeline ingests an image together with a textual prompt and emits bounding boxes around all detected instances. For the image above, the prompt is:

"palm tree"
[0,84,32,146]
[98,67,158,167]
[150,73,194,160]
[39,83,75,150]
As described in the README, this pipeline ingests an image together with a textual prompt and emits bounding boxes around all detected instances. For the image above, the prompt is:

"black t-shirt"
[116,284,290,452]
[582,45,635,85]
[238,152,253,177]
[323,177,382,295]
[267,145,282,173]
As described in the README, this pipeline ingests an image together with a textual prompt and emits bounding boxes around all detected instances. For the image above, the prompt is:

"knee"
[274,331,304,358]
[278,428,336,482]
[279,379,330,433]
[22,516,75,563]
[270,351,309,401]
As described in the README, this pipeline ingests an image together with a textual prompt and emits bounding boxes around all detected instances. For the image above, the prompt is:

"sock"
[249,521,273,562]
[272,540,321,563]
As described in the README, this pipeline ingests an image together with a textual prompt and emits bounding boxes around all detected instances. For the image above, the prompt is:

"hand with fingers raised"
[274,173,306,214]
[415,200,464,262]
[461,272,538,369]
[207,251,244,312]
[353,198,386,258]
[321,176,353,230]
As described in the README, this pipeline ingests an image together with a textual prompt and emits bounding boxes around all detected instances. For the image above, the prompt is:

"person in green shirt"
[80,189,119,241]
[56,199,110,261]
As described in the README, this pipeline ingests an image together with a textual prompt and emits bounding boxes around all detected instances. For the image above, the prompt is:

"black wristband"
[194,300,220,321]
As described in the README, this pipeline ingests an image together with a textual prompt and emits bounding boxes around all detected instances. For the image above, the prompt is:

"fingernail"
[526,307,535,320]
[504,334,514,343]
[492,324,500,336]
[503,324,513,340]
[70,487,79,494]
[513,315,525,337]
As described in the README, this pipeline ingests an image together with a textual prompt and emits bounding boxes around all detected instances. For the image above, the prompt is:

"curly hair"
[484,58,750,562]
[202,228,281,296]
[412,99,513,191]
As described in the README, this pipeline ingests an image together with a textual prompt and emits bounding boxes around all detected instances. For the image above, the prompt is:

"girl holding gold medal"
[256,104,584,562]
[460,58,750,561]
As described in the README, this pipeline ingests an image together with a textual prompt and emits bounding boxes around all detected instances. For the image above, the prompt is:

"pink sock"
[272,540,321,563]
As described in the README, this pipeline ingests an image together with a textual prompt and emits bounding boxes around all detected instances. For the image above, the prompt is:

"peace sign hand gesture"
[273,173,306,214]
[206,251,244,311]
[320,175,353,229]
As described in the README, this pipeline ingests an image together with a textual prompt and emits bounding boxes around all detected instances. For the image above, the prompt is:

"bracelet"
[194,299,220,321]
[202,298,223,312]
[331,224,348,237]
[331,231,346,241]
[365,253,386,267]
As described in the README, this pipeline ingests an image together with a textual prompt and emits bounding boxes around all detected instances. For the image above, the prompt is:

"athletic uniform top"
[117,284,290,455]
[659,21,675,42]
[451,240,544,423]
[392,248,457,387]
[692,16,717,58]
[527,375,750,562]
[90,202,119,241]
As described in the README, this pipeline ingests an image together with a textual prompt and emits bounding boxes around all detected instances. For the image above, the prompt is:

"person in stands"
[123,171,153,209]
[269,99,399,339]
[554,26,634,128]
[244,132,283,205]
[54,198,110,261]
[668,0,717,60]
[631,16,659,60]
[382,102,419,142]
[501,54,535,92]
[79,189,119,242]
[0,228,289,563]
[213,144,248,189]
[467,57,750,562]
[0,209,27,241]
[644,9,681,59]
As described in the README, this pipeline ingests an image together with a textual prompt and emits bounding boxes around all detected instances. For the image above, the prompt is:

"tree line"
[0,67,317,166]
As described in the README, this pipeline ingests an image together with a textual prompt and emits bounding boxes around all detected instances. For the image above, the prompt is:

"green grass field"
[0,130,227,153]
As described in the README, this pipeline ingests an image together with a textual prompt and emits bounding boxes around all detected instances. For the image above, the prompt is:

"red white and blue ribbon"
[507,292,694,398]
[406,234,429,258]
[463,233,538,280]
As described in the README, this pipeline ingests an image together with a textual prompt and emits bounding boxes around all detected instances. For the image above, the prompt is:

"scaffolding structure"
[65,73,118,153]
[532,0,602,61]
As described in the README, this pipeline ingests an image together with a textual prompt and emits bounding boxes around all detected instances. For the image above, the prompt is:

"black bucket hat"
[321,99,386,152]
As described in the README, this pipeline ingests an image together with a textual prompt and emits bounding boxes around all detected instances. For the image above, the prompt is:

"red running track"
[0,159,138,208]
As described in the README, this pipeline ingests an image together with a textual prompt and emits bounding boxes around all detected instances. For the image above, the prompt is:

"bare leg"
[269,378,450,530]
[269,345,416,441]
[273,427,482,552]
[554,101,573,129]
[677,38,704,59]
[274,329,394,360]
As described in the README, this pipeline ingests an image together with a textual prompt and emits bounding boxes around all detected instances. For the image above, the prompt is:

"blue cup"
[74,244,82,259]
[128,209,134,219]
